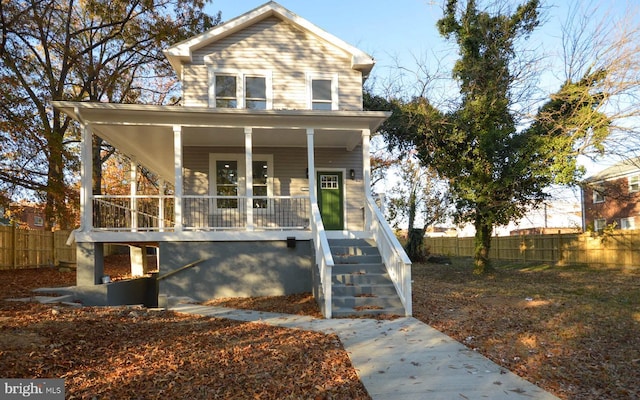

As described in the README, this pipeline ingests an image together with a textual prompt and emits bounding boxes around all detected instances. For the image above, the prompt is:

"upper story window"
[245,76,267,110]
[312,80,332,110]
[209,69,272,109]
[214,75,237,108]
[592,187,605,204]
[629,175,640,193]
[307,73,338,110]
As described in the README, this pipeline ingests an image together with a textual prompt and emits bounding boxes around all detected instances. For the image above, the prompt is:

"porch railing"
[311,202,334,318]
[92,195,309,231]
[365,195,412,316]
[93,195,175,231]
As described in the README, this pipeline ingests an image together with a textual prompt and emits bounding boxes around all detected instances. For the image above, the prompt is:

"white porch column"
[362,129,371,196]
[130,161,138,232]
[130,245,148,276]
[245,127,254,230]
[362,129,372,231]
[306,128,316,203]
[80,123,93,231]
[173,125,183,231]
[158,179,165,232]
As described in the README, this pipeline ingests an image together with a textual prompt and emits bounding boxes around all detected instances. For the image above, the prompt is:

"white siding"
[182,17,363,110]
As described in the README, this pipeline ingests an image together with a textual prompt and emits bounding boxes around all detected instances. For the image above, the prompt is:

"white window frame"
[209,153,274,212]
[208,69,272,109]
[306,72,339,110]
[629,175,640,193]
[620,217,635,230]
[594,218,606,232]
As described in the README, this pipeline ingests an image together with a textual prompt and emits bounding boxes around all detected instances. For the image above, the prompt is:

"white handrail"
[310,203,334,318]
[366,195,412,316]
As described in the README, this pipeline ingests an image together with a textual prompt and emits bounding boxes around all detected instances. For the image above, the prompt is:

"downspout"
[580,185,586,232]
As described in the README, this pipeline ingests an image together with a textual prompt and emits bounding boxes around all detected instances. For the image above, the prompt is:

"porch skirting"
[158,240,313,302]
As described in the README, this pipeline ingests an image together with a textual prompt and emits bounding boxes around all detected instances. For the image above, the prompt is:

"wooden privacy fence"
[425,231,640,268]
[0,226,76,270]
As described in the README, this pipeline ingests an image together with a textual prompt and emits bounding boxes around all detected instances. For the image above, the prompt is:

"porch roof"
[53,101,389,184]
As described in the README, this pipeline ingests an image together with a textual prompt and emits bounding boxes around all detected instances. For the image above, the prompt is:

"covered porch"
[54,102,388,242]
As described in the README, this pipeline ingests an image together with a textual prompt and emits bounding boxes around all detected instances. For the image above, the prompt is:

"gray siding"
[183,17,363,110]
[183,145,365,230]
[158,241,313,300]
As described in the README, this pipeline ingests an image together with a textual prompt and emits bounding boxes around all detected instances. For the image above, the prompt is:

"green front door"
[317,171,344,230]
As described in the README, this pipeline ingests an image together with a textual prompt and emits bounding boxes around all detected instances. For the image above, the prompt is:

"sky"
[205,1,639,174]
[207,0,445,76]
[203,1,638,232]
[206,1,635,93]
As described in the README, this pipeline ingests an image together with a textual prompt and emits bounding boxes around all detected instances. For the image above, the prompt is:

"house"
[4,203,46,230]
[582,157,640,232]
[53,2,411,318]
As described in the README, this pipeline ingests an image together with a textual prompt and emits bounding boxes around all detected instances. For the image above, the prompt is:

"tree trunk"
[405,227,427,262]
[404,190,426,261]
[92,136,103,195]
[44,128,70,230]
[473,214,493,274]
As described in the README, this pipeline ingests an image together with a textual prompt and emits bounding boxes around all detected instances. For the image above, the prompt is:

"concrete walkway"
[171,304,559,400]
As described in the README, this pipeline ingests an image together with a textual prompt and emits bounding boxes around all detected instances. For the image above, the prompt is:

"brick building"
[582,157,640,231]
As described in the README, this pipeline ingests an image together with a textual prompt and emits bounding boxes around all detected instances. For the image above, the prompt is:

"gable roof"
[164,1,375,77]
[583,156,640,183]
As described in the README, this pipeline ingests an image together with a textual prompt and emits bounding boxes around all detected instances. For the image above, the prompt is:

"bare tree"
[556,0,640,163]
[387,153,450,261]
[0,0,219,228]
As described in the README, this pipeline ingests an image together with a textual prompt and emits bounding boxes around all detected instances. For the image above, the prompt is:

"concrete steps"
[329,239,405,318]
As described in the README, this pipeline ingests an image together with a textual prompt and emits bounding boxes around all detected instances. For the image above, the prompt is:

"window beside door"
[215,160,238,208]
[209,154,273,211]
[252,160,269,208]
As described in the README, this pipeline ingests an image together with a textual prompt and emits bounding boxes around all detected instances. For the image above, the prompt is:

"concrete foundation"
[76,242,104,286]
[158,240,313,301]
[39,276,158,307]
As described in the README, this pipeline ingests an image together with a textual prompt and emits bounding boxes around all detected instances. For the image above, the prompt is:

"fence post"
[51,230,56,267]
[11,224,17,269]
[557,232,562,265]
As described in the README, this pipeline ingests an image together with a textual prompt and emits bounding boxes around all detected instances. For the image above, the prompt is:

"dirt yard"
[1,255,639,399]
[0,258,369,400]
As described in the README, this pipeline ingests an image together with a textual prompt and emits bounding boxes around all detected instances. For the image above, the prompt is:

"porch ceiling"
[53,102,390,184]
